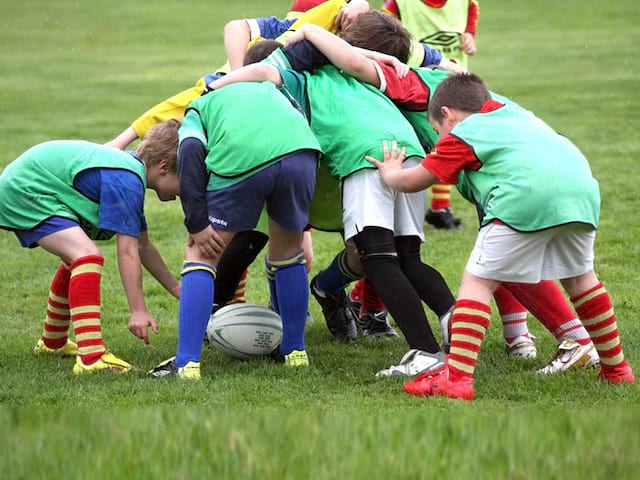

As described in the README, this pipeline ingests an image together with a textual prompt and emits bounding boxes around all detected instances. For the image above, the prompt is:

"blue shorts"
[13,216,78,248]
[206,150,318,232]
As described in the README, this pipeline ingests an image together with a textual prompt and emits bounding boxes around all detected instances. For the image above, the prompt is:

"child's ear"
[158,160,169,175]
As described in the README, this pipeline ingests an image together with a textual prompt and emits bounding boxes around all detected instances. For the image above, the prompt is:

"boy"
[0,121,181,374]
[206,11,456,377]
[366,73,634,399]
[288,23,601,373]
[148,80,321,379]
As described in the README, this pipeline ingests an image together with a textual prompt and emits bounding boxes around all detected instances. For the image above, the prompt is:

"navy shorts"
[13,216,78,248]
[205,149,318,232]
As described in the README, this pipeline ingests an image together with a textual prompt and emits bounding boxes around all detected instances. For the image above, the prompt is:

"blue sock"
[265,258,279,314]
[272,251,308,354]
[316,249,360,294]
[175,261,216,367]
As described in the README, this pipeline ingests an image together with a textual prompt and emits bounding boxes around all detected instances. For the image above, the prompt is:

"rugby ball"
[206,303,282,359]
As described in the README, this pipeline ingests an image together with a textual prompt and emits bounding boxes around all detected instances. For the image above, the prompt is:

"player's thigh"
[542,223,595,281]
[206,179,269,233]
[184,229,236,267]
[266,149,317,235]
[342,168,395,241]
[465,223,549,283]
[36,223,101,262]
[393,156,426,240]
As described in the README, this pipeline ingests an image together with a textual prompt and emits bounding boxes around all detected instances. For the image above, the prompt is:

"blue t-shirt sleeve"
[256,16,296,39]
[203,72,224,85]
[96,169,145,237]
[420,44,443,67]
[75,168,145,237]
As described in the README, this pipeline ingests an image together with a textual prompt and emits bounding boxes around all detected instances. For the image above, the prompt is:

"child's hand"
[460,32,477,55]
[366,140,406,169]
[128,311,159,344]
[438,58,467,74]
[188,225,226,259]
[335,0,370,31]
[283,26,307,46]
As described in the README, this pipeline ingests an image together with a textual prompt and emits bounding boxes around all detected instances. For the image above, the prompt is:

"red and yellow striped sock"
[430,183,453,211]
[68,255,106,365]
[41,261,72,349]
[230,269,248,304]
[448,299,491,381]
[571,282,626,372]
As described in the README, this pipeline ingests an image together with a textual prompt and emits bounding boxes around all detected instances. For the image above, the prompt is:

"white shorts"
[466,222,596,283]
[341,157,425,241]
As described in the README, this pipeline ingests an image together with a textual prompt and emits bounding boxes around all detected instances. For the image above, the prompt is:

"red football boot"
[598,360,635,384]
[404,366,474,400]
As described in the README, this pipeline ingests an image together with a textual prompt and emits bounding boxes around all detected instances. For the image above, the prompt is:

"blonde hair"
[134,119,180,173]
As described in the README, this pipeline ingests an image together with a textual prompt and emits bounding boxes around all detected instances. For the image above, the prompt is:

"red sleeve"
[382,0,400,17]
[378,63,430,111]
[421,134,481,184]
[465,0,479,35]
[289,0,327,12]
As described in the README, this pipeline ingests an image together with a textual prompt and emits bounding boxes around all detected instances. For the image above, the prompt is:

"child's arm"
[224,20,252,70]
[138,231,180,299]
[116,233,159,344]
[366,141,438,193]
[285,24,383,86]
[105,126,138,150]
[207,63,283,90]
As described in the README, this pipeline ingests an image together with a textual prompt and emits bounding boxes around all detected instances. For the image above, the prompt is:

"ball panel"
[206,303,283,359]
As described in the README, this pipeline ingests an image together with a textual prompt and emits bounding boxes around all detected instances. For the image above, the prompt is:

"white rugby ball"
[206,303,282,359]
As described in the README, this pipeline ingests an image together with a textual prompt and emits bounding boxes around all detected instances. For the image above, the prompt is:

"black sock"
[353,227,440,353]
[214,230,268,306]
[395,236,455,318]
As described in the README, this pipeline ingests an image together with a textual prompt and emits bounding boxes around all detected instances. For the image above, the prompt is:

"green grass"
[1,0,639,478]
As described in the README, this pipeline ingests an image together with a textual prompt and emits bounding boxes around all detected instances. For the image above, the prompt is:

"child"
[206,11,456,377]
[0,121,182,374]
[148,80,321,379]
[366,73,634,399]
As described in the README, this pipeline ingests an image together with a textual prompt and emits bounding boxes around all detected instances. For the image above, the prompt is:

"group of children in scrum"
[0,0,633,399]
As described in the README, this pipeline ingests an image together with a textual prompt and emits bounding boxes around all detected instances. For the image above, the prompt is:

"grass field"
[1,0,639,478]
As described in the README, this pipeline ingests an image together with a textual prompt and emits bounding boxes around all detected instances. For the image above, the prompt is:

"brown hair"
[428,73,491,123]
[244,39,284,66]
[134,119,180,173]
[341,11,411,63]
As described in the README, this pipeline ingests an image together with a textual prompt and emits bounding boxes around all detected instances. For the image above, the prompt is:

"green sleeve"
[178,108,207,147]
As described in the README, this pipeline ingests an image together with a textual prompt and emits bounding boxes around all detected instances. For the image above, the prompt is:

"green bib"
[185,82,320,181]
[395,0,470,68]
[304,65,425,180]
[452,104,600,231]
[0,141,146,236]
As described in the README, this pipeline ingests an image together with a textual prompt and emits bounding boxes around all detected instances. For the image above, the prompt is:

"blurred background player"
[0,121,182,374]
[382,0,479,230]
